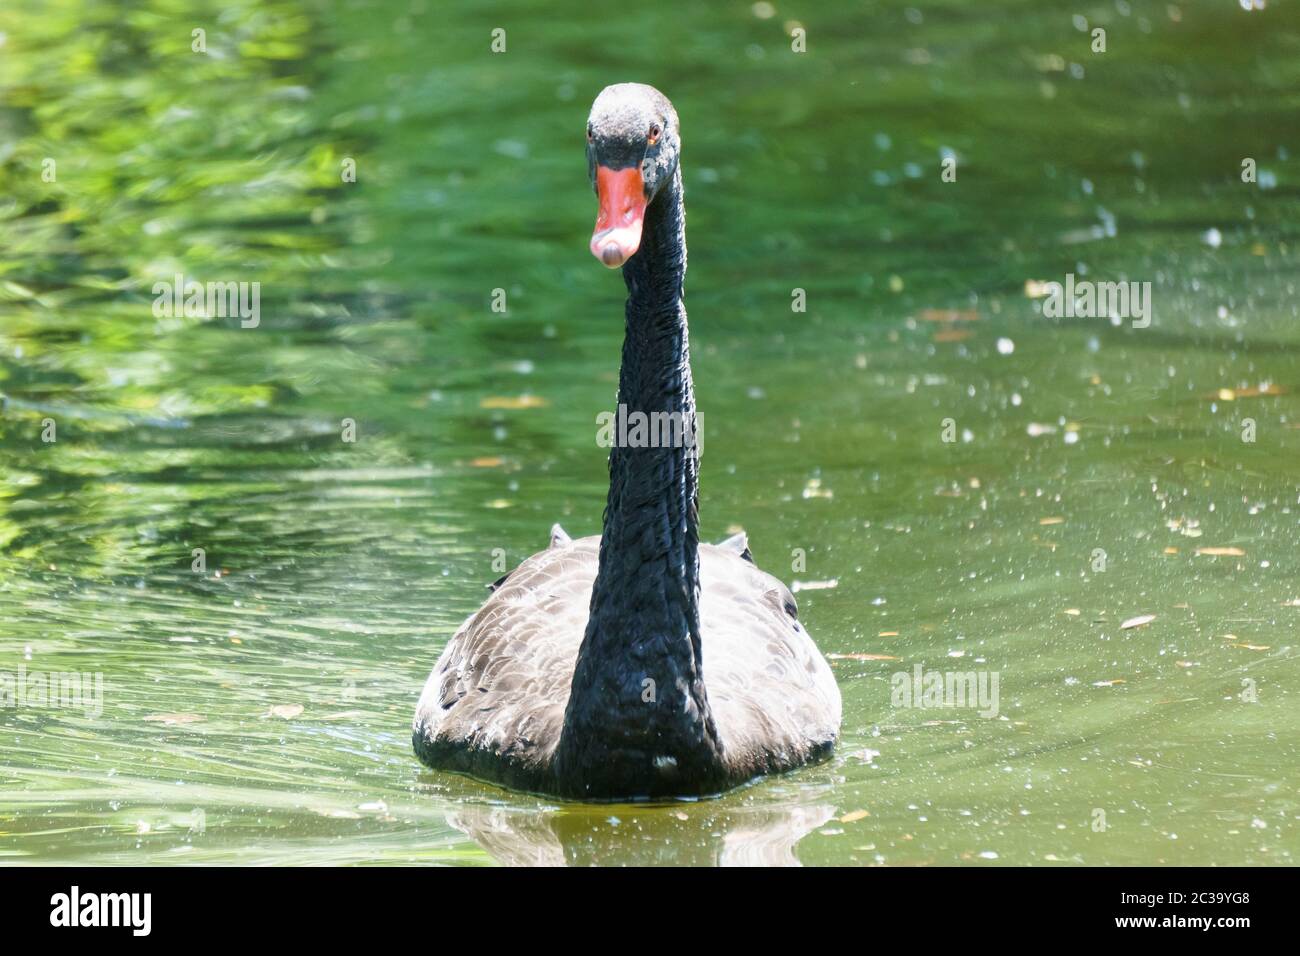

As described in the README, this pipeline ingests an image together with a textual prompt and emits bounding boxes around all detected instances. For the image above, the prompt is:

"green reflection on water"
[1,0,1297,864]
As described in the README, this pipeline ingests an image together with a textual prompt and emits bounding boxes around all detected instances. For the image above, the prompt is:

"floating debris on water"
[792,578,838,592]
[480,395,548,410]
[802,478,833,499]
[1120,614,1156,630]
[918,308,979,322]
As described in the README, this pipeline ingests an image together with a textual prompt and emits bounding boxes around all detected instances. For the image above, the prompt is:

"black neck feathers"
[555,169,725,798]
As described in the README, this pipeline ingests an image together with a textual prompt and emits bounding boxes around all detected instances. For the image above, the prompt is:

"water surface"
[1,0,1298,864]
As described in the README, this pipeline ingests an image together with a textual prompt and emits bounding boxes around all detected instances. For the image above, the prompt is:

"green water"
[1,0,1298,865]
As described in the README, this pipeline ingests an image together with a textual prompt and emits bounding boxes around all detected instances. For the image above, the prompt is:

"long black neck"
[555,168,726,798]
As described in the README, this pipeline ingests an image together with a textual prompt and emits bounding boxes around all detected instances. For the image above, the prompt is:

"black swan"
[413,83,841,800]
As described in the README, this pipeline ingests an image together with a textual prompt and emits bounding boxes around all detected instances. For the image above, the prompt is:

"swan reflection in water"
[442,797,836,867]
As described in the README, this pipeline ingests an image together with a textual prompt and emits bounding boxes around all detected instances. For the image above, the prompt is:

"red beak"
[590,166,646,268]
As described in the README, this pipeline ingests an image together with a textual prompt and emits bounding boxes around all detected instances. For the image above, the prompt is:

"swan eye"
[586,125,594,144]
[647,123,661,145]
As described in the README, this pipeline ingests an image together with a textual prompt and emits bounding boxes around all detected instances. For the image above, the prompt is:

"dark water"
[1,0,1297,864]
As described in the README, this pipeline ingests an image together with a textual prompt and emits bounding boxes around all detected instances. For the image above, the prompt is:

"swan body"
[414,530,841,797]
[413,83,841,799]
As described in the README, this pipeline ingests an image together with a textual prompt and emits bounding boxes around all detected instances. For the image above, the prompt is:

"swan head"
[586,83,680,268]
